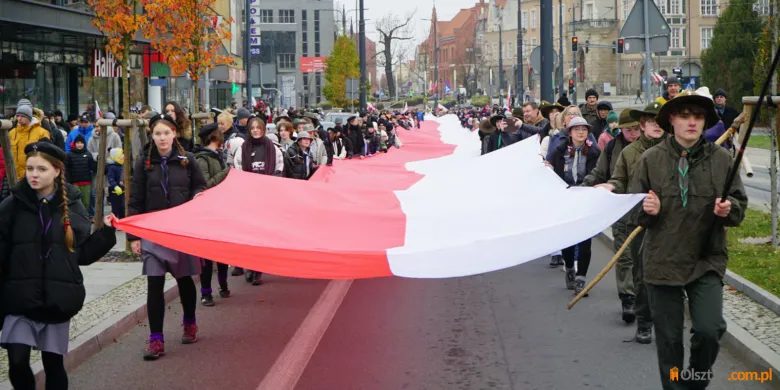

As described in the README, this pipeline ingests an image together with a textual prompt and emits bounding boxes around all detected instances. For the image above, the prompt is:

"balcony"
[567,19,619,32]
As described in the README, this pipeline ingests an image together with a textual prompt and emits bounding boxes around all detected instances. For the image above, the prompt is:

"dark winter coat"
[127,147,207,241]
[65,147,97,183]
[715,104,740,131]
[345,124,365,157]
[628,137,748,286]
[194,146,229,189]
[549,138,600,186]
[286,143,314,180]
[106,164,123,190]
[582,132,633,187]
[0,180,116,324]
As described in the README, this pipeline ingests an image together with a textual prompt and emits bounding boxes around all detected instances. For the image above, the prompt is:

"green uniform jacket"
[581,132,633,187]
[194,147,229,189]
[607,132,666,194]
[628,137,748,286]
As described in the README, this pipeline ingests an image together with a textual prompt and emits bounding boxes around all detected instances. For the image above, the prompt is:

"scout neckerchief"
[670,137,706,208]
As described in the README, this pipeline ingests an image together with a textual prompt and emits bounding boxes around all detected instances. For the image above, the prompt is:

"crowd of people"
[0,78,751,389]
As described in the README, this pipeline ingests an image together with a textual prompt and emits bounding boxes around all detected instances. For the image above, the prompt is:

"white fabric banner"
[388,115,646,278]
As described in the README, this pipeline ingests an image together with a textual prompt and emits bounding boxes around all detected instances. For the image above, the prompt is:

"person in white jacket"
[87,124,123,161]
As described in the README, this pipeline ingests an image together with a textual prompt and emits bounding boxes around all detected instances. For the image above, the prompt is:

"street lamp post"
[517,0,523,104]
[359,0,367,112]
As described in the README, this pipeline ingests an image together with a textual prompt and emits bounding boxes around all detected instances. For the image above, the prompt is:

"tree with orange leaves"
[87,0,144,119]
[142,0,233,113]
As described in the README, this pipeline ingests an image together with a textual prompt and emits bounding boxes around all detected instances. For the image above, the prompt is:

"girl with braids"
[164,101,194,152]
[127,114,207,361]
[0,141,117,390]
[233,117,283,285]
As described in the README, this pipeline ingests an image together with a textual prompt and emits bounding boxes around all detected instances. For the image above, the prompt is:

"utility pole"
[642,0,652,104]
[771,0,778,249]
[571,4,577,105]
[359,0,367,112]
[245,0,252,106]
[517,0,523,102]
[540,0,553,102]
[558,0,564,97]
[497,7,505,106]
[433,13,439,110]
[342,5,347,35]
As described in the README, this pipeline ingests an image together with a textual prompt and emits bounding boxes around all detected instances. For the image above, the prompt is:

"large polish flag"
[115,115,644,279]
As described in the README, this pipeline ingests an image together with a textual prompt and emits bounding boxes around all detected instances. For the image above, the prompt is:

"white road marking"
[256,279,354,390]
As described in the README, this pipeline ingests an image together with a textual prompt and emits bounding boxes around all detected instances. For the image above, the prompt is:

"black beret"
[149,114,179,131]
[25,139,67,162]
[198,122,219,140]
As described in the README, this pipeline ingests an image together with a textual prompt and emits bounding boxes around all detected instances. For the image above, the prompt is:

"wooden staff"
[568,125,739,310]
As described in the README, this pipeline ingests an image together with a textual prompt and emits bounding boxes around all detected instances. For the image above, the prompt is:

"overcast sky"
[337,0,482,52]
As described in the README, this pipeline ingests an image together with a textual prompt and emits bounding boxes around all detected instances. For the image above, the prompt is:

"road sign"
[250,27,261,37]
[231,82,240,95]
[530,46,558,73]
[619,0,670,54]
[250,46,261,57]
[345,78,359,100]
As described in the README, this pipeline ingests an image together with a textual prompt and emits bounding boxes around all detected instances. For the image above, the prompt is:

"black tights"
[562,238,592,277]
[147,275,197,334]
[200,260,229,293]
[6,344,68,390]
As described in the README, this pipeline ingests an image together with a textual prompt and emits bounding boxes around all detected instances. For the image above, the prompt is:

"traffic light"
[568,79,575,95]
[617,38,624,54]
[571,36,578,52]
[612,40,616,54]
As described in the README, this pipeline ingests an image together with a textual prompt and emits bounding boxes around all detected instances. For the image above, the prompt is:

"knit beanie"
[606,110,619,124]
[16,105,33,121]
[17,98,32,108]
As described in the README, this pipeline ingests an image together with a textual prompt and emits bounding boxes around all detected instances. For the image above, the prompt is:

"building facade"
[248,0,336,108]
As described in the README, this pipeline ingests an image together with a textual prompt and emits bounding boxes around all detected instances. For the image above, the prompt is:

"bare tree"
[376,10,416,98]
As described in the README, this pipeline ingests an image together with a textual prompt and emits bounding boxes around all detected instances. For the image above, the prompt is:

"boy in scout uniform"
[628,90,748,389]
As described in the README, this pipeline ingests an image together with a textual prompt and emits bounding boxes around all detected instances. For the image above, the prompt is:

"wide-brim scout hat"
[629,101,663,122]
[617,108,639,128]
[541,102,565,119]
[655,89,719,132]
[511,107,524,118]
[479,119,497,134]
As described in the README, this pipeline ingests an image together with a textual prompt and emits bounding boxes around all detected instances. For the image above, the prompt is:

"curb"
[597,230,780,375]
[0,276,196,390]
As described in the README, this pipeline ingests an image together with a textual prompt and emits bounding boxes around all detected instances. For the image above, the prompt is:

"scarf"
[608,126,620,137]
[38,190,56,259]
[241,135,276,175]
[564,142,588,185]
[669,137,706,208]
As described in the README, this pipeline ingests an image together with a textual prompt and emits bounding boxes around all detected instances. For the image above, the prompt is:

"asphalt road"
[68,239,777,390]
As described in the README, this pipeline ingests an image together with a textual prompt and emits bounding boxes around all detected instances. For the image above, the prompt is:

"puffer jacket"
[9,121,51,181]
[628,137,748,286]
[127,146,207,241]
[65,147,97,183]
[286,142,313,180]
[0,180,116,324]
[194,145,229,189]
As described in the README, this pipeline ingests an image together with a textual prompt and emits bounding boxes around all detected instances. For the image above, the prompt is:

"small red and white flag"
[506,84,512,109]
[94,101,103,119]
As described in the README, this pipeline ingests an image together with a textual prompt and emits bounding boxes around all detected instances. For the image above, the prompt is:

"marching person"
[629,90,748,389]
[0,141,116,390]
[194,123,231,306]
[582,108,641,322]
[234,117,283,286]
[545,117,601,294]
[128,114,207,360]
[600,101,667,343]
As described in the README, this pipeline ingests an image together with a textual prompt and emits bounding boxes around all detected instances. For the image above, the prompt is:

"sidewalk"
[598,230,780,374]
[0,263,180,389]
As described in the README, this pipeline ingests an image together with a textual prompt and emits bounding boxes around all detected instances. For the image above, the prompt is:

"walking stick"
[568,126,741,310]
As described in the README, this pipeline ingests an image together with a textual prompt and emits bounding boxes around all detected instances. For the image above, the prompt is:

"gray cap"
[565,116,592,132]
[104,112,116,120]
[334,117,344,124]
[296,131,313,140]
[17,98,32,108]
[15,105,33,120]
[237,108,251,119]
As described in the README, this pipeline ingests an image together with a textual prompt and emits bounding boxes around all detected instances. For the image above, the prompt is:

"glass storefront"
[1,28,147,118]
